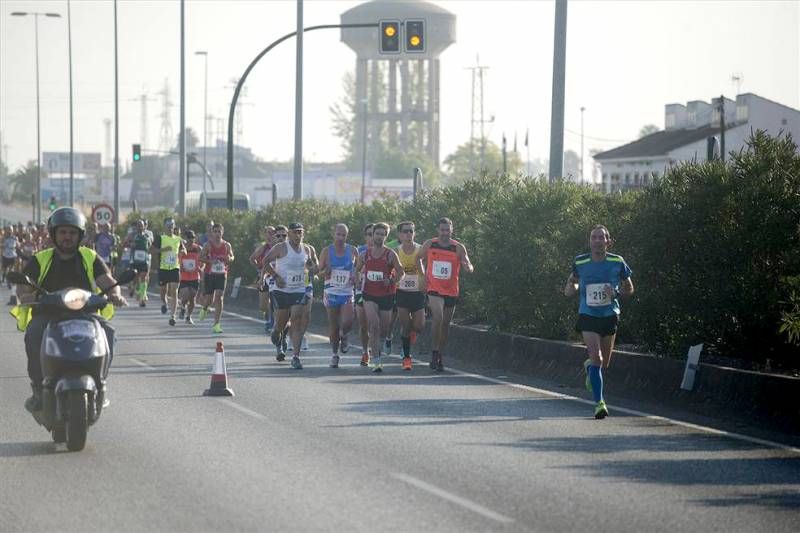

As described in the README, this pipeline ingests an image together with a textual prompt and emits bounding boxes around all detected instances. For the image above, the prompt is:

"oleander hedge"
[125,131,800,367]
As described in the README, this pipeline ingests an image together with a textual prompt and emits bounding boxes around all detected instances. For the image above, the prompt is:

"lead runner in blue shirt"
[564,225,634,420]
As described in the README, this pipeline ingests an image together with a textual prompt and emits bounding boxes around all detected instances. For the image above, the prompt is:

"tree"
[9,160,40,202]
[174,127,199,152]
[563,149,580,181]
[329,72,357,168]
[443,140,523,183]
[372,146,442,187]
[638,124,660,138]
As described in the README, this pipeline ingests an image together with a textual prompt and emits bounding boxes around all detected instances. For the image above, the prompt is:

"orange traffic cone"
[203,341,234,396]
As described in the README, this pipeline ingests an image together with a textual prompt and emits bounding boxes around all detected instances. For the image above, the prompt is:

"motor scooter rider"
[10,207,127,413]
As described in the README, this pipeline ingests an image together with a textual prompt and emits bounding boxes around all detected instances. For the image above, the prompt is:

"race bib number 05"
[586,283,612,307]
[366,270,384,282]
[431,261,452,280]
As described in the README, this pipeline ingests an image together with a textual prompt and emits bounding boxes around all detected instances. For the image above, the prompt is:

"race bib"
[586,283,612,307]
[211,261,226,274]
[330,269,351,289]
[163,252,177,266]
[366,270,384,282]
[431,261,452,280]
[285,269,305,289]
[133,250,147,262]
[399,274,419,291]
[182,258,197,272]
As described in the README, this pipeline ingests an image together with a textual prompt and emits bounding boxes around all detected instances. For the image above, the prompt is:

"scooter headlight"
[62,289,91,310]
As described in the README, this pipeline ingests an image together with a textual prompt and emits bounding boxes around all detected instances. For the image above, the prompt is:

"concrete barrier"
[225,286,800,434]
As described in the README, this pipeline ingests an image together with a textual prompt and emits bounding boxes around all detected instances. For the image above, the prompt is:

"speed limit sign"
[91,203,115,225]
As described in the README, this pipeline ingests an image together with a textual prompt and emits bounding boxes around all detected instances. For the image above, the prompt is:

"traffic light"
[405,19,425,53]
[379,20,400,54]
[48,196,57,211]
[132,143,141,162]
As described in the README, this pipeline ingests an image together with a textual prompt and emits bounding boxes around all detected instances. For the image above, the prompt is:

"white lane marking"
[144,300,800,455]
[391,472,514,524]
[219,398,267,420]
[130,358,155,370]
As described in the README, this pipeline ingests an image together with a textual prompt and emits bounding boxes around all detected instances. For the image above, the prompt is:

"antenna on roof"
[731,73,743,95]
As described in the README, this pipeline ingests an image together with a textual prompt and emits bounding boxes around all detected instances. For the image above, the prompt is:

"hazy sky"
[1,0,798,175]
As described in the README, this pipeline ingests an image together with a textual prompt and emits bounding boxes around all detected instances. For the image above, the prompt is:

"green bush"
[118,131,800,368]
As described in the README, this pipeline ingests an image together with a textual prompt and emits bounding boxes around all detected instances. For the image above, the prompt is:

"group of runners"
[5,213,634,419]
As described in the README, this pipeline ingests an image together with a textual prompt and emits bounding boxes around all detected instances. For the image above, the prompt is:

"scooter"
[9,269,135,451]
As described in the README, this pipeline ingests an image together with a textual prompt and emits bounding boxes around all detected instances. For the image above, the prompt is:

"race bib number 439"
[431,261,452,280]
[586,283,612,307]
[285,270,305,288]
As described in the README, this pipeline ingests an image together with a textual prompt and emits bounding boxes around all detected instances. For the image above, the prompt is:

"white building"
[593,93,800,192]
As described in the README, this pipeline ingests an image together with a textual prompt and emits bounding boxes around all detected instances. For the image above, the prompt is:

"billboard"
[42,152,102,175]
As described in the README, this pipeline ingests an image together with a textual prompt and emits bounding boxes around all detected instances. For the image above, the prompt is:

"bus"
[184,191,250,212]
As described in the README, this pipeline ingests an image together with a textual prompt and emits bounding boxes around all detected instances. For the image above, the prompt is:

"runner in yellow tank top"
[395,221,426,370]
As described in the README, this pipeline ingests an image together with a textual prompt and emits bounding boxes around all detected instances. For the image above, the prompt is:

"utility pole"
[178,0,186,215]
[548,0,568,183]
[293,0,304,200]
[67,0,75,206]
[113,0,119,222]
[580,106,585,183]
[719,94,726,162]
[466,56,490,175]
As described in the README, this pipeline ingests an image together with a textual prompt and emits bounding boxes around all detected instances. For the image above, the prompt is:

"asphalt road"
[1,284,798,532]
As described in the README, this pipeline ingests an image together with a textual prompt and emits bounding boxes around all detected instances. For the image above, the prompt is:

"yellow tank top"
[397,243,421,274]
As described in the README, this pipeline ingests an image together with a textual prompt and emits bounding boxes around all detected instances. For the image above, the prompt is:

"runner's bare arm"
[619,277,634,297]
[226,242,235,263]
[317,246,330,278]
[389,250,405,284]
[249,244,265,267]
[564,273,579,297]
[457,243,474,273]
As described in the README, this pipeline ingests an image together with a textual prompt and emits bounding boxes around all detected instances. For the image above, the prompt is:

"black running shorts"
[575,313,619,337]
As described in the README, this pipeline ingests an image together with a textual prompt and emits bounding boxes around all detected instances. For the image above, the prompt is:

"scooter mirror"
[6,272,32,286]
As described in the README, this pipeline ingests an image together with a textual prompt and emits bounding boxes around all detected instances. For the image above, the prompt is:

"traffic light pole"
[225,22,377,210]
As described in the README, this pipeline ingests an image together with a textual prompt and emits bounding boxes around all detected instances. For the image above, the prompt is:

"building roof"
[593,124,726,160]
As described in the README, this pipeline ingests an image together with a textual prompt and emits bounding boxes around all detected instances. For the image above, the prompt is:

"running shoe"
[429,355,438,370]
[360,353,369,366]
[402,356,413,371]
[371,355,383,373]
[291,356,303,370]
[169,317,176,326]
[583,359,593,393]
[185,316,194,325]
[594,400,609,420]
[198,307,208,321]
[270,328,281,347]
[339,335,349,353]
[179,306,186,319]
[139,300,146,308]
[276,350,286,362]
[329,355,340,368]
[212,322,223,334]
[281,332,289,355]
[435,354,444,372]
[301,335,309,351]
[384,337,392,355]
[161,303,168,315]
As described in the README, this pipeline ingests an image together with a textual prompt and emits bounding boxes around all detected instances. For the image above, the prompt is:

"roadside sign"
[91,203,115,225]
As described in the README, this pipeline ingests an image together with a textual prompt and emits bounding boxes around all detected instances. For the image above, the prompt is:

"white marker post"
[230,277,242,299]
[680,343,704,391]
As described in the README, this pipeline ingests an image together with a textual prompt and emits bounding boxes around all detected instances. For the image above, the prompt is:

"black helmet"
[48,207,87,241]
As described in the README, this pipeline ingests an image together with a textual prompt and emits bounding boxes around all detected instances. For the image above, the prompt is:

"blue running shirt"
[572,253,632,317]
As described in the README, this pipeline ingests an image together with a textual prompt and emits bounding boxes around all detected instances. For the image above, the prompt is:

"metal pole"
[293,0,303,200]
[67,0,74,206]
[548,0,568,183]
[113,0,119,223]
[719,94,726,162]
[34,14,42,223]
[360,98,367,204]
[580,106,585,183]
[178,0,186,215]
[203,53,208,193]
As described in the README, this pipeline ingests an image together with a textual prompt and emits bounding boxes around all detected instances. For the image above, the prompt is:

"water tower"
[341,0,456,170]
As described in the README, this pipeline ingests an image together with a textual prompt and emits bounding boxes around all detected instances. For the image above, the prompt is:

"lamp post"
[67,0,74,206]
[10,11,62,223]
[580,106,585,183]
[194,50,208,194]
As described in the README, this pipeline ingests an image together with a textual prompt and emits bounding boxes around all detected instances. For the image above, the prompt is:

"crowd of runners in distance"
[4,216,633,420]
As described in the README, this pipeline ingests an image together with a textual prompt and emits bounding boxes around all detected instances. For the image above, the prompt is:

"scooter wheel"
[65,391,88,452]
[52,426,66,444]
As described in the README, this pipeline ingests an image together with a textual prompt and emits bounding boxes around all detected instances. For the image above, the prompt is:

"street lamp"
[11,11,62,223]
[194,50,208,194]
[580,106,585,183]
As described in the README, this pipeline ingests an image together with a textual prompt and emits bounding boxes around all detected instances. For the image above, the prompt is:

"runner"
[125,219,153,307]
[262,222,318,369]
[152,217,184,325]
[564,224,634,420]
[178,229,203,324]
[420,217,474,372]
[317,223,357,368]
[383,233,400,355]
[263,226,289,358]
[356,222,404,373]
[94,222,117,270]
[250,225,276,333]
[395,221,426,370]
[354,223,374,366]
[2,225,19,287]
[198,223,234,334]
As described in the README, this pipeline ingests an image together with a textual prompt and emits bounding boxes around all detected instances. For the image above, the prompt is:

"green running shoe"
[594,400,608,420]
[198,307,208,321]
[212,322,223,334]
[583,359,593,392]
